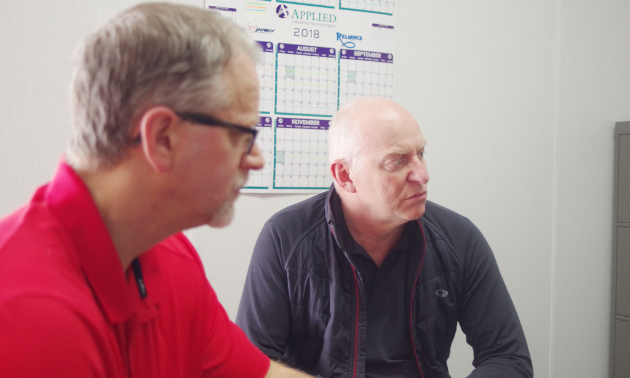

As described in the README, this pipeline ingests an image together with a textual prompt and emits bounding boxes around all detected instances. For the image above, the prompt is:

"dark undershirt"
[332,196,421,377]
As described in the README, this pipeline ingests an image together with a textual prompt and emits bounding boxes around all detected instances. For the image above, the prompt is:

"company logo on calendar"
[276,4,290,18]
[245,23,275,35]
[275,4,337,24]
[337,33,363,49]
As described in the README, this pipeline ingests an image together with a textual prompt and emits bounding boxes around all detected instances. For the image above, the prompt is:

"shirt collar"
[45,161,137,323]
[325,186,415,257]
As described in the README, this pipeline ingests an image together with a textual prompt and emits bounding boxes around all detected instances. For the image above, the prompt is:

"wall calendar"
[206,0,396,192]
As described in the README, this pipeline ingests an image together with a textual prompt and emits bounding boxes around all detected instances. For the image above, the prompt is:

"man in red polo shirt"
[0,3,311,378]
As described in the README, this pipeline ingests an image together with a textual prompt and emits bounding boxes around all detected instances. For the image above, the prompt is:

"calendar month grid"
[276,0,335,9]
[273,117,332,189]
[339,0,395,15]
[372,23,395,42]
[338,49,393,109]
[206,6,238,22]
[257,41,275,114]
[244,117,274,189]
[275,44,338,118]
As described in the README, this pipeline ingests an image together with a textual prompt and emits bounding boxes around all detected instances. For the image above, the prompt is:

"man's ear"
[330,160,356,193]
[138,106,180,172]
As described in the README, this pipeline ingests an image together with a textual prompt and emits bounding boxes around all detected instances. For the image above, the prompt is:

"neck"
[340,200,405,267]
[76,161,179,271]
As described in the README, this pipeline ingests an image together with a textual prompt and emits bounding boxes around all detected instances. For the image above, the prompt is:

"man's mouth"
[405,191,427,201]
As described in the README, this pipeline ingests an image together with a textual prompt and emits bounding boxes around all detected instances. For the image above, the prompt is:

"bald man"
[237,97,533,378]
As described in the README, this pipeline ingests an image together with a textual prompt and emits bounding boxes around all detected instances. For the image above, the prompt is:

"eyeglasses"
[175,112,258,155]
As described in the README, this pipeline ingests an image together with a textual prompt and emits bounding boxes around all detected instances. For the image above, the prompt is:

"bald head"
[328,97,429,226]
[329,97,420,168]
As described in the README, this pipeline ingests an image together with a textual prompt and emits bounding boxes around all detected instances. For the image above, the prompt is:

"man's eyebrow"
[383,149,407,157]
[382,141,427,157]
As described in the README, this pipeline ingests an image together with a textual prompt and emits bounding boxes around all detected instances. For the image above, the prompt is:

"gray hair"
[66,3,260,170]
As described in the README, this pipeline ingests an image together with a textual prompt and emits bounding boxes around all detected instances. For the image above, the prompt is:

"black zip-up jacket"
[236,188,533,378]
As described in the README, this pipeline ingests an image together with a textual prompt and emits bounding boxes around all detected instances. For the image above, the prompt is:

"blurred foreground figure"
[237,97,533,378]
[0,3,311,378]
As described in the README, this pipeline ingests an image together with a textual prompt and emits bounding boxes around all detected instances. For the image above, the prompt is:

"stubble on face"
[347,99,429,225]
[204,52,260,228]
[208,200,235,228]
[207,174,248,228]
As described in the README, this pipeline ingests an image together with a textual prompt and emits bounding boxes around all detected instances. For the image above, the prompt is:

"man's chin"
[208,203,235,228]
[398,205,426,221]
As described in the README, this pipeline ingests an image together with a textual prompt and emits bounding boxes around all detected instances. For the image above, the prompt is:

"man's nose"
[408,158,429,185]
[241,142,265,170]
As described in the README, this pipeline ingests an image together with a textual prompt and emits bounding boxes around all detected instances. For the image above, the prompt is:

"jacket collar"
[45,161,137,324]
[324,184,426,253]
[324,185,352,252]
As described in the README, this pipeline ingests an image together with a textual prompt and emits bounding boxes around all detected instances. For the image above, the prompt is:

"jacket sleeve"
[236,219,293,363]
[457,223,533,378]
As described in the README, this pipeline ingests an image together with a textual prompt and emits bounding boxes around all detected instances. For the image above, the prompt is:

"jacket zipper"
[351,265,359,378]
[330,223,360,378]
[410,220,426,378]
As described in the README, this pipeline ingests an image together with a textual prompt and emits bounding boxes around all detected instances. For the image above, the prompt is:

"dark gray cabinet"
[617,228,630,317]
[619,134,630,223]
[614,122,630,378]
[615,319,630,378]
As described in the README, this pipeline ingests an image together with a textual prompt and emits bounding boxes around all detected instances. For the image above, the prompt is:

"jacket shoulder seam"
[421,217,465,266]
[283,216,328,268]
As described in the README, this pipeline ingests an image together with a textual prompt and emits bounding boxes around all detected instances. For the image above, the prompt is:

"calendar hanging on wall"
[206,0,396,193]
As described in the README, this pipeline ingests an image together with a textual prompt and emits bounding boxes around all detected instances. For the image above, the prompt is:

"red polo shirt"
[0,162,270,378]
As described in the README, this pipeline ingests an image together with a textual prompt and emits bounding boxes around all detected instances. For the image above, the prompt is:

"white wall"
[1,1,628,377]
[552,1,630,377]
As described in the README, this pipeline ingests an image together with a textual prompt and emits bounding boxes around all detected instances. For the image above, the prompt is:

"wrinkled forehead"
[353,109,424,155]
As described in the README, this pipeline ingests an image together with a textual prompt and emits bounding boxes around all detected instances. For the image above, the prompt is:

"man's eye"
[384,158,404,171]
[386,158,403,166]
